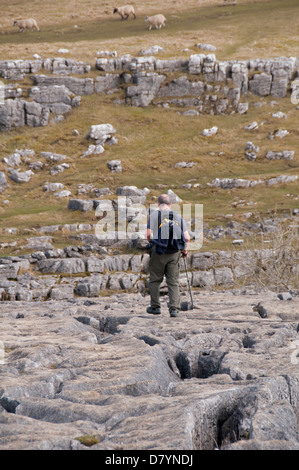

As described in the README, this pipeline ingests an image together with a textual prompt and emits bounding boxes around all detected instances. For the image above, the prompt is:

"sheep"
[223,0,237,5]
[113,5,136,20]
[145,14,166,31]
[13,18,40,32]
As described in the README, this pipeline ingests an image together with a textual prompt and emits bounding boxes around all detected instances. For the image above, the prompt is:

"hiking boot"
[146,306,161,315]
[169,309,179,317]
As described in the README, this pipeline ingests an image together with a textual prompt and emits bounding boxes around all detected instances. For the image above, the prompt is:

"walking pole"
[183,256,194,309]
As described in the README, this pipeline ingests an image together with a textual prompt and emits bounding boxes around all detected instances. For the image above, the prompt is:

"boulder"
[0,99,25,131]
[265,151,294,160]
[9,169,34,184]
[126,72,166,107]
[249,73,272,96]
[31,75,94,95]
[0,172,9,193]
[88,124,116,144]
[68,199,94,212]
[107,160,122,172]
[201,126,218,136]
[37,258,86,274]
[245,142,259,161]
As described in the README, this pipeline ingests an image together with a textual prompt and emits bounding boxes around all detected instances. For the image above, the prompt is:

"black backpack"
[153,211,186,255]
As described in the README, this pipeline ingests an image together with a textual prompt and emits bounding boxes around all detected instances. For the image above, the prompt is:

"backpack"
[153,211,186,255]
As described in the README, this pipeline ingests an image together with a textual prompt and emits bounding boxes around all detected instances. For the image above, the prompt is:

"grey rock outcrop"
[0,290,298,450]
[0,172,9,193]
[126,71,166,107]
[9,169,34,184]
[265,150,295,160]
[0,59,42,80]
[0,99,26,131]
[31,74,94,96]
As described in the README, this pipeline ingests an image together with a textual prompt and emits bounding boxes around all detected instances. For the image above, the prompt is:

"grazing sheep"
[223,0,237,5]
[145,14,166,30]
[113,5,136,20]
[13,18,40,32]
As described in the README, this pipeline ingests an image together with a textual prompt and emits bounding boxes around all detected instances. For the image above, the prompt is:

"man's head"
[158,194,172,209]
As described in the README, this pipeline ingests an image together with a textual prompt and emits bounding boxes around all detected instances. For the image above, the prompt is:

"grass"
[0,0,298,255]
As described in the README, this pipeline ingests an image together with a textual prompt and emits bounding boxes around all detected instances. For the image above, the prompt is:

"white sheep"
[13,18,40,32]
[145,14,166,30]
[113,5,136,20]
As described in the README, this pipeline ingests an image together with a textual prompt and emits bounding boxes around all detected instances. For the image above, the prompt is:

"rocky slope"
[1,289,299,450]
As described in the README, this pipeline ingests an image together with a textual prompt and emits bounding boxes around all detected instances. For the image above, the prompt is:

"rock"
[214,267,234,286]
[265,151,294,160]
[245,142,259,161]
[94,74,121,93]
[49,285,74,300]
[50,164,69,176]
[74,278,102,297]
[86,257,105,273]
[266,175,297,186]
[180,109,199,116]
[277,292,292,301]
[209,178,251,189]
[249,73,272,96]
[68,199,94,212]
[196,44,217,52]
[139,45,164,56]
[80,145,105,158]
[107,160,122,172]
[88,124,116,144]
[237,103,249,114]
[9,169,34,184]
[175,161,197,168]
[24,101,50,127]
[0,290,298,450]
[29,85,73,110]
[201,126,218,136]
[126,71,166,106]
[272,111,287,119]
[43,182,64,192]
[269,129,289,139]
[96,50,118,58]
[0,99,25,131]
[167,189,182,204]
[25,237,54,251]
[37,258,86,274]
[244,121,259,131]
[40,152,66,163]
[192,270,215,288]
[54,190,71,198]
[28,161,44,171]
[31,75,94,95]
[2,152,21,167]
[116,186,147,203]
[0,172,9,193]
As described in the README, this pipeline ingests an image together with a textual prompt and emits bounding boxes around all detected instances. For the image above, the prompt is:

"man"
[146,194,190,317]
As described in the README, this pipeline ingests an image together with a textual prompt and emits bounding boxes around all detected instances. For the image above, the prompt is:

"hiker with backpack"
[146,194,190,317]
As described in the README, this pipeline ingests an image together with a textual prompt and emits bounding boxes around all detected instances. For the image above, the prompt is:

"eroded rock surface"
[0,290,298,450]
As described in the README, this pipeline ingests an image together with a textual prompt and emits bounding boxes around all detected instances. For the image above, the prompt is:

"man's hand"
[181,249,188,258]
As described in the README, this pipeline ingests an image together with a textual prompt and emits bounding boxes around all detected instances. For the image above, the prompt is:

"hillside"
[0,0,298,255]
[1,0,299,453]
